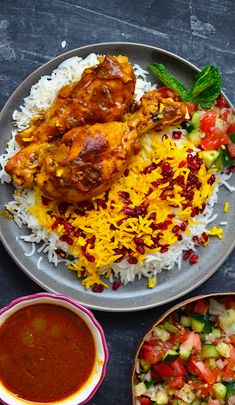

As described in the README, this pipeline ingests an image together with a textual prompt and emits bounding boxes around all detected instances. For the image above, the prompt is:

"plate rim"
[0,41,234,312]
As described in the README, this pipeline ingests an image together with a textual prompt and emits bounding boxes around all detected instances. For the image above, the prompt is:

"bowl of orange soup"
[0,292,109,405]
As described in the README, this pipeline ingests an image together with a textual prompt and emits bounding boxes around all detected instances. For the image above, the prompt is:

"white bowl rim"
[0,292,109,405]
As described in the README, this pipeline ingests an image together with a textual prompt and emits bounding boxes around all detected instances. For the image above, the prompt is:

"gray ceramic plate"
[0,42,234,312]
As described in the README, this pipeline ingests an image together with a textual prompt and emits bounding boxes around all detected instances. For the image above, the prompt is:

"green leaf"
[149,63,188,100]
[187,65,222,104]
[225,382,235,401]
[229,133,235,144]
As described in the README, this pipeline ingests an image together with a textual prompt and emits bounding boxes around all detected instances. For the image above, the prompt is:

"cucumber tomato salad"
[134,296,235,405]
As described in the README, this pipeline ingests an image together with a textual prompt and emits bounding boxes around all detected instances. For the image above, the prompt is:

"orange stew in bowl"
[0,303,95,403]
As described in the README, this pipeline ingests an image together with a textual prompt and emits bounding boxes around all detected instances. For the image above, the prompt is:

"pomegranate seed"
[162,161,171,173]
[177,234,183,241]
[172,225,180,233]
[217,95,228,109]
[183,250,192,260]
[74,229,82,237]
[124,169,129,177]
[152,179,163,188]
[56,249,66,258]
[150,222,159,230]
[175,175,185,186]
[96,198,107,209]
[128,257,138,264]
[160,244,169,253]
[208,175,216,185]
[202,232,209,242]
[193,235,201,245]
[117,218,126,226]
[187,148,193,153]
[85,253,96,263]
[168,214,175,219]
[143,162,158,174]
[189,253,199,265]
[58,202,68,215]
[112,280,121,290]
[87,236,96,248]
[148,212,156,220]
[179,160,186,168]
[172,130,182,140]
[41,196,49,206]
[133,237,144,245]
[92,284,104,293]
[181,221,188,231]
[136,245,145,254]
[60,235,73,245]
[118,191,130,199]
[63,222,73,233]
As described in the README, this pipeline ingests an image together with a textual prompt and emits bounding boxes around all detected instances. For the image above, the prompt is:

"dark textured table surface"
[0,1,235,404]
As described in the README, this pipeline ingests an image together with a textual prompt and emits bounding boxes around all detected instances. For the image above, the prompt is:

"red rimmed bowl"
[0,292,109,405]
[131,292,235,405]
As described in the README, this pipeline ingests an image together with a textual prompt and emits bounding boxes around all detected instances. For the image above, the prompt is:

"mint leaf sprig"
[149,63,222,107]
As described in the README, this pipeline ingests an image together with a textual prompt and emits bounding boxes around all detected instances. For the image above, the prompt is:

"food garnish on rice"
[1,53,235,291]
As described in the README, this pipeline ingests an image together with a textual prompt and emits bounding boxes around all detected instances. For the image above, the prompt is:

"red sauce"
[0,303,96,403]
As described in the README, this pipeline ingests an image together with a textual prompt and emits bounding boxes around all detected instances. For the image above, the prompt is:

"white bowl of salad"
[132,293,235,405]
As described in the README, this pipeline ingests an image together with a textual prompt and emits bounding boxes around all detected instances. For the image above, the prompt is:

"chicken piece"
[6,90,187,202]
[16,55,136,145]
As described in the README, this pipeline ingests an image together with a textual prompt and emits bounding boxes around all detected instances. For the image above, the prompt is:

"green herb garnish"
[149,63,222,106]
[149,63,188,100]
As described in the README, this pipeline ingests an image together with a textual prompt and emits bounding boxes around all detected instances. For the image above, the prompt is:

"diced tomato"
[169,329,189,345]
[170,358,187,377]
[201,128,229,150]
[188,356,216,385]
[147,337,160,347]
[153,362,175,378]
[224,345,235,378]
[217,96,229,109]
[201,383,212,397]
[230,335,235,346]
[194,299,209,314]
[156,87,177,99]
[200,109,217,134]
[167,376,184,391]
[184,101,197,116]
[227,123,235,134]
[139,396,151,405]
[208,399,221,405]
[153,358,186,379]
[193,333,202,353]
[141,344,164,365]
[223,296,235,309]
[228,140,235,158]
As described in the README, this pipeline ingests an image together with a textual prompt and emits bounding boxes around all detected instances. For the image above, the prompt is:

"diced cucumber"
[208,358,217,370]
[211,328,221,339]
[192,313,212,333]
[163,349,179,362]
[177,384,196,403]
[202,344,219,358]
[135,381,147,396]
[188,128,202,146]
[191,318,204,333]
[200,150,220,168]
[163,321,178,334]
[191,401,200,405]
[216,342,230,358]
[154,326,170,342]
[179,344,191,361]
[155,390,168,404]
[180,315,192,327]
[212,382,227,401]
[226,383,235,402]
[191,112,200,128]
[219,308,235,333]
[139,358,151,372]
[187,112,200,133]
